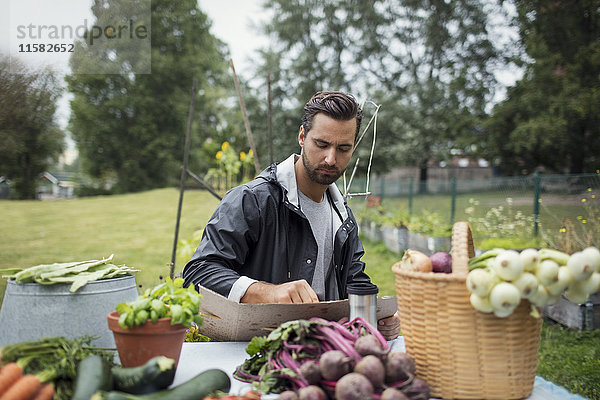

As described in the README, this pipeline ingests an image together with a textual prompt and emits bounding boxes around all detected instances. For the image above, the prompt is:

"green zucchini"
[112,356,176,394]
[72,354,113,400]
[91,368,231,400]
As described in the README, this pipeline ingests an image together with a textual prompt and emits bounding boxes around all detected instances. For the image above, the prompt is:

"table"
[174,339,586,400]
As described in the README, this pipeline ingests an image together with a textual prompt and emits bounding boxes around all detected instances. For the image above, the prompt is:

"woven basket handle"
[451,221,475,276]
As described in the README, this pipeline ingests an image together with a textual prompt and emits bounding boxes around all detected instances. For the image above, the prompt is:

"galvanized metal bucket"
[0,275,139,348]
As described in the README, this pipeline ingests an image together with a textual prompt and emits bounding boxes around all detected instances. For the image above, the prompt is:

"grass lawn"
[1,188,598,399]
[0,188,221,302]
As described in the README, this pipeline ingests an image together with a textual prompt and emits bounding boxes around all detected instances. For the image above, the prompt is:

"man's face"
[299,113,356,186]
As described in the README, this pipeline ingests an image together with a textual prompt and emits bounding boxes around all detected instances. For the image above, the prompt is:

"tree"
[483,0,600,174]
[66,0,232,193]
[0,57,64,199]
[254,0,505,189]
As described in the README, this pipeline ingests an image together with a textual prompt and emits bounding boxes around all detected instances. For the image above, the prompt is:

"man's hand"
[377,311,401,341]
[240,280,319,304]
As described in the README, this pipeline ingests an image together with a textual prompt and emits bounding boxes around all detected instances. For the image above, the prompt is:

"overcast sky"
[0,0,266,160]
[2,0,519,159]
[198,0,268,72]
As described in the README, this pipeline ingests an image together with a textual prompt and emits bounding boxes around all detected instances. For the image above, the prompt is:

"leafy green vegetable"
[0,335,115,400]
[246,336,268,356]
[115,277,203,329]
[0,254,138,292]
[234,318,389,394]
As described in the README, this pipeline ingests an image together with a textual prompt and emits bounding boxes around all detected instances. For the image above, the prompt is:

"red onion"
[430,251,452,273]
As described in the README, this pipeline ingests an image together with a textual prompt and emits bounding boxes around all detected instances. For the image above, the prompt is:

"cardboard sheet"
[197,286,398,341]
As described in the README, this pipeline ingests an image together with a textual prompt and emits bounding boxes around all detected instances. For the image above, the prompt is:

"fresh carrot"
[0,363,23,396]
[0,374,42,400]
[30,383,55,400]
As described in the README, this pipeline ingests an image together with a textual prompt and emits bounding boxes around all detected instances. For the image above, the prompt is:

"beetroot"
[354,334,388,358]
[385,352,416,384]
[401,378,430,400]
[299,360,321,385]
[334,372,374,400]
[298,385,327,400]
[430,251,452,273]
[319,350,352,381]
[353,355,385,389]
[380,387,410,400]
[278,390,300,400]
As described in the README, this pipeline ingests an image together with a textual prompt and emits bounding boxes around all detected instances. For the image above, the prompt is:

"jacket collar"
[270,154,349,221]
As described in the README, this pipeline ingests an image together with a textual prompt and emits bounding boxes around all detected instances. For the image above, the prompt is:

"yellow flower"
[248,149,253,157]
[582,219,587,224]
[216,151,223,160]
[222,142,230,151]
[559,227,566,233]
[240,151,246,161]
[582,198,587,203]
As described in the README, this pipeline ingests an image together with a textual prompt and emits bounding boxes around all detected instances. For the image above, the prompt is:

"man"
[183,91,400,340]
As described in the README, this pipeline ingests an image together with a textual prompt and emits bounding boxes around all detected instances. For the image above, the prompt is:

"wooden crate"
[543,293,600,330]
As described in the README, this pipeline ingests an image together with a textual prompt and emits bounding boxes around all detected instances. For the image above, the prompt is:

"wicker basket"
[393,222,542,400]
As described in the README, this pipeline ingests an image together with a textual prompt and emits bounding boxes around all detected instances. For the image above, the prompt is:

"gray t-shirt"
[298,190,336,301]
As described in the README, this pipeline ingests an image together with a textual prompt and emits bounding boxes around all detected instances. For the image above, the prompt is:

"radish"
[319,350,352,381]
[298,385,327,400]
[430,251,452,273]
[299,360,321,385]
[380,388,409,400]
[354,334,388,358]
[567,251,595,281]
[354,355,385,389]
[402,377,430,400]
[384,352,415,384]
[491,250,524,281]
[334,372,374,400]
[278,390,300,400]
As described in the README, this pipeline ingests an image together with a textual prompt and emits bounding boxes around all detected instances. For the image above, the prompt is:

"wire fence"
[346,172,600,251]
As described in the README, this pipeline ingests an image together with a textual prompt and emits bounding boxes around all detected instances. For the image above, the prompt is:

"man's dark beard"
[302,152,344,185]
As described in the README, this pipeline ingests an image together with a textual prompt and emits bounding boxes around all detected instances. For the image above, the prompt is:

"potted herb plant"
[107,277,203,368]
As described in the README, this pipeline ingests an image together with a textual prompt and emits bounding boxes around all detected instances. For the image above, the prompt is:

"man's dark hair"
[301,91,363,137]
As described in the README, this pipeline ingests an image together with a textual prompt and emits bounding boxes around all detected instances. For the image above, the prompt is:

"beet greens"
[233,317,388,394]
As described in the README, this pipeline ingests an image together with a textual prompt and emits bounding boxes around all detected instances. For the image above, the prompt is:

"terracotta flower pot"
[107,311,187,368]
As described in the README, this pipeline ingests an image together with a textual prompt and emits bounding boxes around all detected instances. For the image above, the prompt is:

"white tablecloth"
[174,338,586,400]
